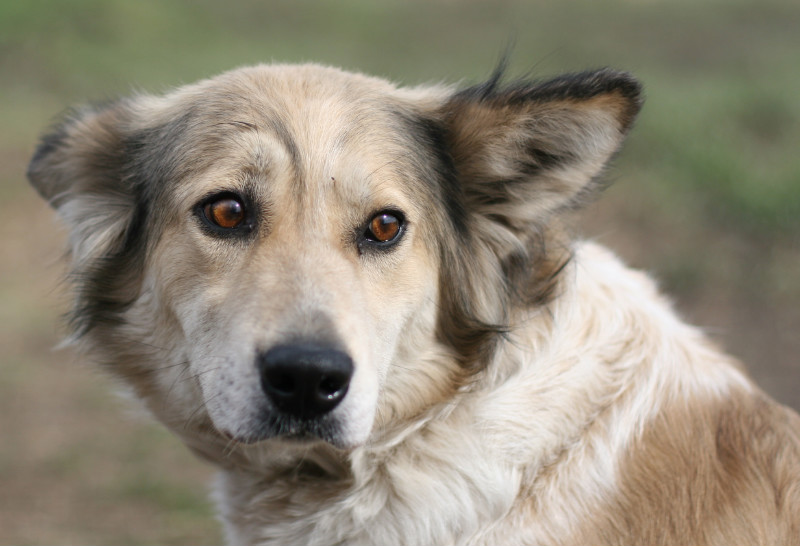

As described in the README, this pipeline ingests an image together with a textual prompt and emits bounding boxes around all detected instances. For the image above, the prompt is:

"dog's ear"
[429,69,642,368]
[27,100,140,258]
[27,100,149,336]
[440,68,642,227]
[28,101,135,208]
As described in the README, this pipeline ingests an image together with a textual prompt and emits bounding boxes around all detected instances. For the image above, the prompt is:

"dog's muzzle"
[258,344,353,420]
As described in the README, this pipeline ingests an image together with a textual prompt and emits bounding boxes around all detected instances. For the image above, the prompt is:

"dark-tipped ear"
[429,69,642,369]
[27,100,141,264]
[441,68,642,227]
[28,100,133,209]
[27,100,148,337]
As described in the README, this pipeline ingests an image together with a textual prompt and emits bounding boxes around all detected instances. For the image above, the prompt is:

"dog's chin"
[219,417,360,450]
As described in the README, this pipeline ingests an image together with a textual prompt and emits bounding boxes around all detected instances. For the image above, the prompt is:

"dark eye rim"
[194,191,255,237]
[359,209,406,251]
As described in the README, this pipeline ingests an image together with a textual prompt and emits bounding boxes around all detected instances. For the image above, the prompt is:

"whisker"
[222,436,241,459]
[103,334,171,352]
[184,393,219,431]
[167,363,204,398]
[123,360,189,378]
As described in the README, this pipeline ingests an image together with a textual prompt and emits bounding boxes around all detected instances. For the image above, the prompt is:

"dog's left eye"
[203,195,246,229]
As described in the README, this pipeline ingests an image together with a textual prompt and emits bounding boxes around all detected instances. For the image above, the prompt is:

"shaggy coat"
[28,63,800,545]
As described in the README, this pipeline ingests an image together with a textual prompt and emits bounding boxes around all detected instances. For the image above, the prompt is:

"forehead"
[159,66,432,198]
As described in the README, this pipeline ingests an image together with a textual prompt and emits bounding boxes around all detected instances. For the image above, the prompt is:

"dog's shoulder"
[478,242,798,544]
[547,243,800,544]
[564,387,800,545]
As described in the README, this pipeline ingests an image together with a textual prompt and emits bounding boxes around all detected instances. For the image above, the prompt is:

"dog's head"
[28,64,641,452]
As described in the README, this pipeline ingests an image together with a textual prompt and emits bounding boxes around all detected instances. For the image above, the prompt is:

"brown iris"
[204,197,245,229]
[367,213,401,243]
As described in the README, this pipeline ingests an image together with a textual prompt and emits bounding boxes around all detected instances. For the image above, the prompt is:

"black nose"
[258,344,353,419]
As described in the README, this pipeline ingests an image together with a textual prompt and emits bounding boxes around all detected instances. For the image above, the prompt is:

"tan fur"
[28,63,800,545]
[568,390,800,544]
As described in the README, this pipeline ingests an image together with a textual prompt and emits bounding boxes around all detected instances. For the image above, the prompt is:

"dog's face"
[136,67,453,448]
[28,64,641,453]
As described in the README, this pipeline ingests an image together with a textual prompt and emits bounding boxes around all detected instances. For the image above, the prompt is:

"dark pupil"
[371,214,399,241]
[208,198,244,228]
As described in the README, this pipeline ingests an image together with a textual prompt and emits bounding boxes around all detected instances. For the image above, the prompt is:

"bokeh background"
[1,0,798,543]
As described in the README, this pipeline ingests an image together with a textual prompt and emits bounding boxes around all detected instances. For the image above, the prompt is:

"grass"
[1,0,798,543]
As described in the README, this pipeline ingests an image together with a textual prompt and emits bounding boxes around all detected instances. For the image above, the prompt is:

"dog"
[28,63,800,545]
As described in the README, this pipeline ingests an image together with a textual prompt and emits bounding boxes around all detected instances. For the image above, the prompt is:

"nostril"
[264,368,297,398]
[318,374,346,398]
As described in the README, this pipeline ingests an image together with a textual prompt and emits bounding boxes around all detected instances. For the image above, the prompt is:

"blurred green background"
[1,0,798,543]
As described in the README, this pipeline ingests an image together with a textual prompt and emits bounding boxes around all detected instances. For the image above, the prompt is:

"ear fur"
[28,100,138,256]
[441,67,643,228]
[28,102,133,204]
[27,100,148,337]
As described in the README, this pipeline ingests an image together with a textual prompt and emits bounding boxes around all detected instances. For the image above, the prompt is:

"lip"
[217,416,341,447]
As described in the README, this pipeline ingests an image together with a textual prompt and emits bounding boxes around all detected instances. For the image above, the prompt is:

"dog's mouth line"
[222,431,321,447]
[217,414,342,446]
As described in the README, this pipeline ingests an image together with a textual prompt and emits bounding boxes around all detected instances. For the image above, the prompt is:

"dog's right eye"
[363,211,405,246]
[204,197,245,228]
